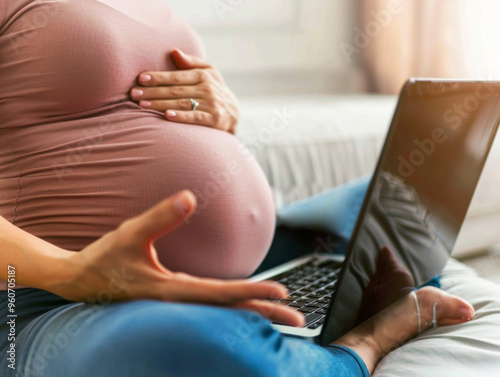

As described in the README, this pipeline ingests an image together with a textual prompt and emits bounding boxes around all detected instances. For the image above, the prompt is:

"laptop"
[251,79,500,346]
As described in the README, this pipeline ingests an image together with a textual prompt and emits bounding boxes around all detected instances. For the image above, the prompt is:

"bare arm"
[0,216,75,291]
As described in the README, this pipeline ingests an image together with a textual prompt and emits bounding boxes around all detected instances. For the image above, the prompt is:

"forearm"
[0,216,74,292]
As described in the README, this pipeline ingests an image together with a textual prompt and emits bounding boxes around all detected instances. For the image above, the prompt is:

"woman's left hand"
[131,49,239,134]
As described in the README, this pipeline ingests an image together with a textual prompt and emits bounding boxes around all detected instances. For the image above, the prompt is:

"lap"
[5,299,366,377]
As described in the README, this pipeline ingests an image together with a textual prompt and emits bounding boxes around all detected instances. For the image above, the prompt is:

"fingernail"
[166,110,177,118]
[139,100,152,108]
[459,307,471,321]
[297,315,306,328]
[174,193,192,216]
[271,285,288,300]
[131,89,144,98]
[139,74,151,83]
[279,284,289,298]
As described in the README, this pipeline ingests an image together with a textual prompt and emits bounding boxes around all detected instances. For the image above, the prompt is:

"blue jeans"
[1,288,370,377]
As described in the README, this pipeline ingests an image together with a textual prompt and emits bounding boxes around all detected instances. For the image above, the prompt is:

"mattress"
[373,258,500,377]
[237,95,500,256]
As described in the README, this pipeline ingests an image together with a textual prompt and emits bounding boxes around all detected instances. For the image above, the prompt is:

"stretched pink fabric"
[0,0,276,290]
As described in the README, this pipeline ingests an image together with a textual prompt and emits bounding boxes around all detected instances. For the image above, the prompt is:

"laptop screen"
[321,80,500,345]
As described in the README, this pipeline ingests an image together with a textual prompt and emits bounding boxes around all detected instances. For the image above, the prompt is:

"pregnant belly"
[6,109,276,279]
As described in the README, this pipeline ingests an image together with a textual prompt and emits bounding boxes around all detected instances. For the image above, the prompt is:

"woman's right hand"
[52,190,305,327]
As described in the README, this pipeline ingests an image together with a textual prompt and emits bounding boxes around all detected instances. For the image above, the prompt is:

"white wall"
[455,1,500,81]
[168,0,500,96]
[168,0,361,96]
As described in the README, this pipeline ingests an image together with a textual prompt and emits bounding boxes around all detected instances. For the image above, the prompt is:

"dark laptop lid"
[320,79,500,345]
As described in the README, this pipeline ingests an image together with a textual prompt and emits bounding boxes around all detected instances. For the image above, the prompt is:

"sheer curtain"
[357,0,500,94]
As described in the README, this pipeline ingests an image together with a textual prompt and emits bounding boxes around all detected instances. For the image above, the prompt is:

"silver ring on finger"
[189,98,199,111]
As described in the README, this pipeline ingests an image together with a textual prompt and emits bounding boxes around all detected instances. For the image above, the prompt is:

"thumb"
[125,190,197,244]
[171,48,211,70]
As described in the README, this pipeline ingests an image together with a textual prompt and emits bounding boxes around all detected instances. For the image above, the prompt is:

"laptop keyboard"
[266,258,343,329]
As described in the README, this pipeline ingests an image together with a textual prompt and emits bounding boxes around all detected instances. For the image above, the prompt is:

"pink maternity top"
[0,0,275,290]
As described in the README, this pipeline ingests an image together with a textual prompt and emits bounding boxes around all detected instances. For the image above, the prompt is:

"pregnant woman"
[0,1,475,376]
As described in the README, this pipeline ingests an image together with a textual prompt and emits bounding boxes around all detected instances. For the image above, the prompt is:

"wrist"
[39,247,85,298]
